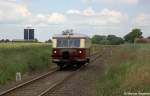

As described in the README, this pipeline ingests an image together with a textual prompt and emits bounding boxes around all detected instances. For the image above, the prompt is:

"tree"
[124,28,142,43]
[5,39,10,43]
[34,38,39,42]
[0,39,4,43]
[107,35,124,45]
[45,39,52,43]
[0,39,11,43]
[91,35,107,44]
[91,34,124,45]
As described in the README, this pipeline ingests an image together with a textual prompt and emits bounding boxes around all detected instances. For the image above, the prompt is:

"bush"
[91,35,124,45]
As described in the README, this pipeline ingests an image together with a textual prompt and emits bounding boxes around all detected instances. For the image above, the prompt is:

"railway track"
[0,51,102,96]
[40,50,104,96]
[39,52,102,96]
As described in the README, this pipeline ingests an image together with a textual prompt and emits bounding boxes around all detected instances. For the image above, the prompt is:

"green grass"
[0,43,101,85]
[96,44,150,96]
[0,43,52,84]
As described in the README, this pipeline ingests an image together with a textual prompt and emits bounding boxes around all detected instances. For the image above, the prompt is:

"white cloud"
[66,8,128,26]
[67,10,81,14]
[1,0,17,2]
[16,5,31,17]
[47,13,65,23]
[83,0,139,5]
[135,13,150,27]
[0,1,31,22]
[0,0,127,27]
[123,0,138,4]
[83,7,95,16]
[0,1,66,25]
[24,13,66,26]
[67,7,96,16]
[104,0,138,4]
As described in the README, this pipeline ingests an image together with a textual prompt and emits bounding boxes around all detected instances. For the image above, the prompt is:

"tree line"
[0,39,39,43]
[91,28,143,45]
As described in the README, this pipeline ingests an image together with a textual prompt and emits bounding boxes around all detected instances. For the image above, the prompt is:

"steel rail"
[0,68,58,96]
[38,52,102,96]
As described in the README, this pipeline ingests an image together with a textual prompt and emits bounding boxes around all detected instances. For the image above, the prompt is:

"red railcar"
[51,33,91,68]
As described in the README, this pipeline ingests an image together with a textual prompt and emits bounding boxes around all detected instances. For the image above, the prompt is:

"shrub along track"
[0,49,103,96]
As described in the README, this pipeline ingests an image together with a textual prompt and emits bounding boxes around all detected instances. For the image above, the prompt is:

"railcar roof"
[52,33,89,39]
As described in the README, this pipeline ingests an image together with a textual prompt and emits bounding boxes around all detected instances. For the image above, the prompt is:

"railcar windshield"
[57,39,80,48]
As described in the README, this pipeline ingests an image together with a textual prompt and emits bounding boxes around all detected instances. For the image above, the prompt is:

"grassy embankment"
[0,43,52,85]
[96,44,150,96]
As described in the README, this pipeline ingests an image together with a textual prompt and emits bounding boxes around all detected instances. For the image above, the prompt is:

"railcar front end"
[51,33,91,68]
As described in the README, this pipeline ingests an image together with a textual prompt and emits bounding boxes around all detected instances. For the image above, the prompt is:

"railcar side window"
[57,39,80,48]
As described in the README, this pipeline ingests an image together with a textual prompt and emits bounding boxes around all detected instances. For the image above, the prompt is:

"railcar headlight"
[79,50,82,54]
[54,50,57,53]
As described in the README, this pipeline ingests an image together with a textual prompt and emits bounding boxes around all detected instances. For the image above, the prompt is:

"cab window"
[57,39,80,48]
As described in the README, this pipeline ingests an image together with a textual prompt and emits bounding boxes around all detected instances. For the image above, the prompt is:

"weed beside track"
[96,44,150,96]
[0,43,52,84]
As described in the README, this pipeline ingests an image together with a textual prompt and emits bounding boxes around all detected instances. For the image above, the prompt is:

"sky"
[0,0,149,41]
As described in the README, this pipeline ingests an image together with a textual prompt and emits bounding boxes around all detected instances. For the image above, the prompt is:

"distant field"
[96,44,150,95]
[0,43,52,84]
